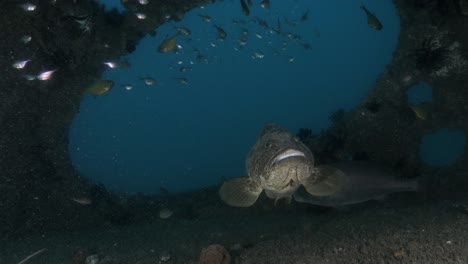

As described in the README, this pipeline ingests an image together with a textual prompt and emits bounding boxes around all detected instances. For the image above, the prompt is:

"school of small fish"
[11,0,384,102]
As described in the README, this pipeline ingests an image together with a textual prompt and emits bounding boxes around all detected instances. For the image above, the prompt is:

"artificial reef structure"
[0,0,467,239]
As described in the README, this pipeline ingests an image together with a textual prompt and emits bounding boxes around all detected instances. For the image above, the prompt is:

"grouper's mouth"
[274,149,305,163]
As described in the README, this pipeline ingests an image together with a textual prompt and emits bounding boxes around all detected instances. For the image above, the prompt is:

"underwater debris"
[199,244,231,264]
[159,208,173,219]
[17,248,47,264]
[72,197,92,205]
[85,254,99,264]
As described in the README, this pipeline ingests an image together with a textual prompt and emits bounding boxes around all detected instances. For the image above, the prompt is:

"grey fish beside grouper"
[293,161,418,208]
[219,124,345,207]
[220,124,420,208]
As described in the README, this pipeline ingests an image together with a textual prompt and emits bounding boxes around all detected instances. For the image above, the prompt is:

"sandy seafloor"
[2,190,467,264]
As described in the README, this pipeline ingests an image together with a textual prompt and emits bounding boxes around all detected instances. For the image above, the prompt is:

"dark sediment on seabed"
[0,188,467,264]
[0,0,468,263]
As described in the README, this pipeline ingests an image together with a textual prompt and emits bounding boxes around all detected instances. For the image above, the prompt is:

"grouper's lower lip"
[274,149,305,163]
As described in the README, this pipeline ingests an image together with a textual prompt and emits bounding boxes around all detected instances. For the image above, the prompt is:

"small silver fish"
[174,26,191,36]
[19,2,36,11]
[72,197,92,205]
[23,74,36,81]
[138,0,149,4]
[135,13,146,20]
[12,60,30,69]
[260,0,269,9]
[141,77,156,86]
[293,161,418,208]
[177,77,188,85]
[122,84,133,90]
[37,69,57,81]
[198,14,212,23]
[20,35,32,44]
[253,51,264,59]
[103,61,118,68]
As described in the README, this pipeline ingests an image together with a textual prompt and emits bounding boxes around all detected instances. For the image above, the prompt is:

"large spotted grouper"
[219,123,345,207]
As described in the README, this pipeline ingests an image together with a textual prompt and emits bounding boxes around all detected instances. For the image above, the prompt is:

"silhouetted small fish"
[300,9,309,22]
[158,33,180,53]
[87,80,113,96]
[198,14,212,23]
[361,4,383,30]
[176,77,188,85]
[214,25,227,40]
[240,0,250,16]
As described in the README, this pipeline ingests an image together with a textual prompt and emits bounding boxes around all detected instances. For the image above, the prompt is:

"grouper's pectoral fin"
[303,165,346,196]
[219,177,263,207]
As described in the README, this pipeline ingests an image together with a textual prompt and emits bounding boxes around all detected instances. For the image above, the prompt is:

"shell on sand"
[199,244,231,264]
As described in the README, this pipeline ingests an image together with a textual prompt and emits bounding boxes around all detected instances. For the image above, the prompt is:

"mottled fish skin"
[293,161,418,207]
[246,124,315,197]
[220,123,344,207]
